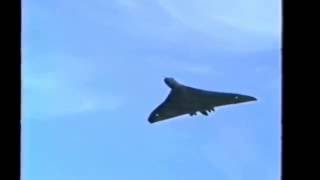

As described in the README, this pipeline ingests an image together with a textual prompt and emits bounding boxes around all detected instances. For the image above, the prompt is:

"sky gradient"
[22,0,281,180]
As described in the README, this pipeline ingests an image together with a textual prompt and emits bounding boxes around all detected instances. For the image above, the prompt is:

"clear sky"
[22,0,281,180]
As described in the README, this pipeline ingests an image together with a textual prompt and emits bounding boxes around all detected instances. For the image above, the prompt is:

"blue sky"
[22,0,281,180]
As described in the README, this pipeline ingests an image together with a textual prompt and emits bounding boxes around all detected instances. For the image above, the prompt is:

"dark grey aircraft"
[148,77,257,123]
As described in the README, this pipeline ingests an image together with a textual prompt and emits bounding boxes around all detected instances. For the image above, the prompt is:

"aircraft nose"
[241,95,257,102]
[235,94,257,103]
[247,96,257,101]
[148,118,155,123]
[148,116,158,123]
[148,115,156,123]
[148,112,160,123]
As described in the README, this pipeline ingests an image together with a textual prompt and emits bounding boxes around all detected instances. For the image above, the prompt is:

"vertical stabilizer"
[164,77,181,89]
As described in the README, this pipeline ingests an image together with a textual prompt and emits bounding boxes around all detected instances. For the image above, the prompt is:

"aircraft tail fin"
[164,77,181,89]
